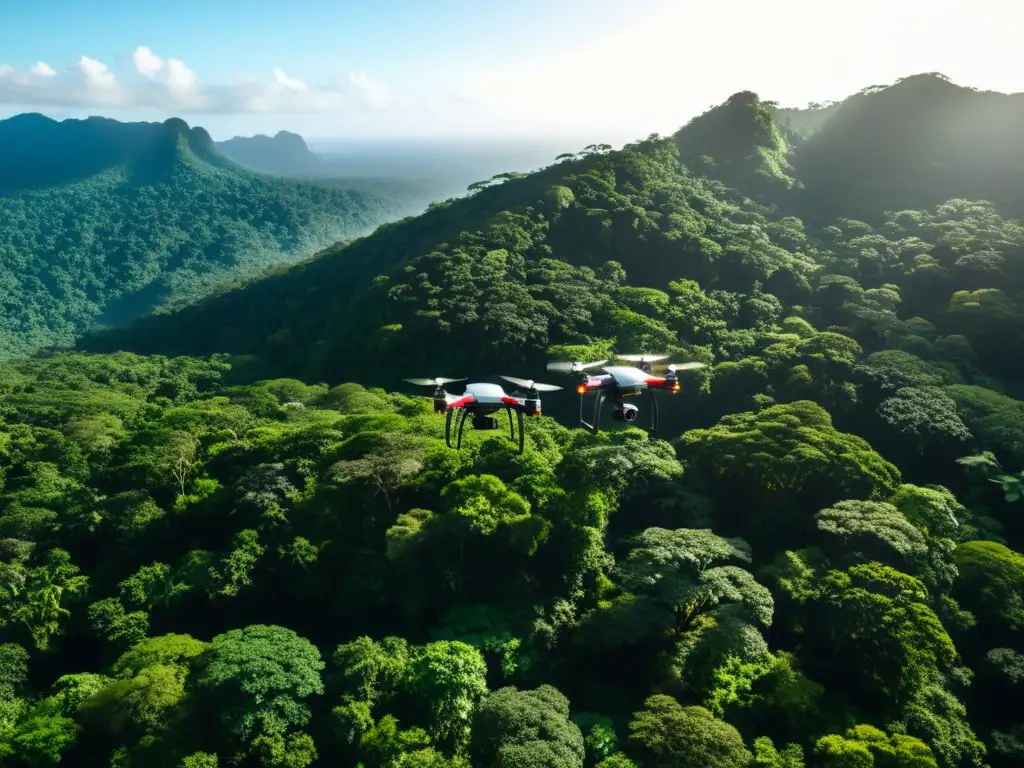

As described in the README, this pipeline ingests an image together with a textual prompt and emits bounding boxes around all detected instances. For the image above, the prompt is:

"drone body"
[403,376,560,453]
[547,354,707,435]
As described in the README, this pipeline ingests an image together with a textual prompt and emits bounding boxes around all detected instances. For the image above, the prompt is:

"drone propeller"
[499,375,562,392]
[411,392,462,404]
[616,353,671,364]
[402,377,467,387]
[665,362,708,373]
[546,360,608,374]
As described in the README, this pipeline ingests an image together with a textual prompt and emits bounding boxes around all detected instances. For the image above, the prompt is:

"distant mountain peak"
[216,129,323,176]
[187,126,232,167]
[5,112,56,129]
[673,89,799,197]
[162,117,191,135]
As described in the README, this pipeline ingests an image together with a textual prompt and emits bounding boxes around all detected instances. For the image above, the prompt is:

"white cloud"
[0,47,393,115]
[79,56,118,91]
[166,59,198,91]
[30,61,55,77]
[132,46,163,78]
[348,72,392,108]
[273,68,307,92]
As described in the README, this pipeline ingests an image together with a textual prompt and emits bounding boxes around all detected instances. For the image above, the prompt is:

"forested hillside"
[0,114,418,359]
[2,73,1023,767]
[776,73,1024,225]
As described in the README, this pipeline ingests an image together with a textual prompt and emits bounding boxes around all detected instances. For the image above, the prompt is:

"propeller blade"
[545,362,577,373]
[403,377,467,387]
[500,374,532,389]
[616,353,671,363]
[412,393,461,403]
[546,359,607,373]
[666,362,708,373]
[500,375,563,392]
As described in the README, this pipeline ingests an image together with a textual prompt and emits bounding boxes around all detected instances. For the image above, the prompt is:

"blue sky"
[0,0,1019,141]
[0,0,630,89]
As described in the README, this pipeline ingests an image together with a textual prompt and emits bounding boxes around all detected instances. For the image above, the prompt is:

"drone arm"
[447,394,475,409]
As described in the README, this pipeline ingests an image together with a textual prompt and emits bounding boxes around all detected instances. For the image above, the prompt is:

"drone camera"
[613,403,639,422]
[472,415,501,431]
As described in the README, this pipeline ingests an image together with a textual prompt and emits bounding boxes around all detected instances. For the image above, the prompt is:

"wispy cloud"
[0,46,393,114]
[29,61,56,77]
[348,72,393,108]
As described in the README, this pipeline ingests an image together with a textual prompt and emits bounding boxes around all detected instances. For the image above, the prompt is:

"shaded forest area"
[0,114,419,359]
[1,73,1023,767]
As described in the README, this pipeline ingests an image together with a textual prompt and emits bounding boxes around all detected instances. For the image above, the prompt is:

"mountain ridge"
[0,113,241,192]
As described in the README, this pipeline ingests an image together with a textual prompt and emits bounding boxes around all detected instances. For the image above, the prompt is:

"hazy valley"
[218,131,591,203]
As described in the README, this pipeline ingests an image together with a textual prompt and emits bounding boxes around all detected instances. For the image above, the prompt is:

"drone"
[546,353,707,435]
[402,375,562,453]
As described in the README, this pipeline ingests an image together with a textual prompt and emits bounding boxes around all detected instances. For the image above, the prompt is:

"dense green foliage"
[0,114,419,358]
[2,72,1024,766]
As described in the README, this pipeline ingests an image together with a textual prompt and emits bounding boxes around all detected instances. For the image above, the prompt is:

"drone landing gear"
[445,407,526,452]
[507,408,526,453]
[579,392,605,435]
[579,390,659,435]
[444,407,464,449]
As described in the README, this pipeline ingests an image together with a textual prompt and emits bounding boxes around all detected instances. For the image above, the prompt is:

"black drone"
[403,375,562,453]
[546,353,707,435]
